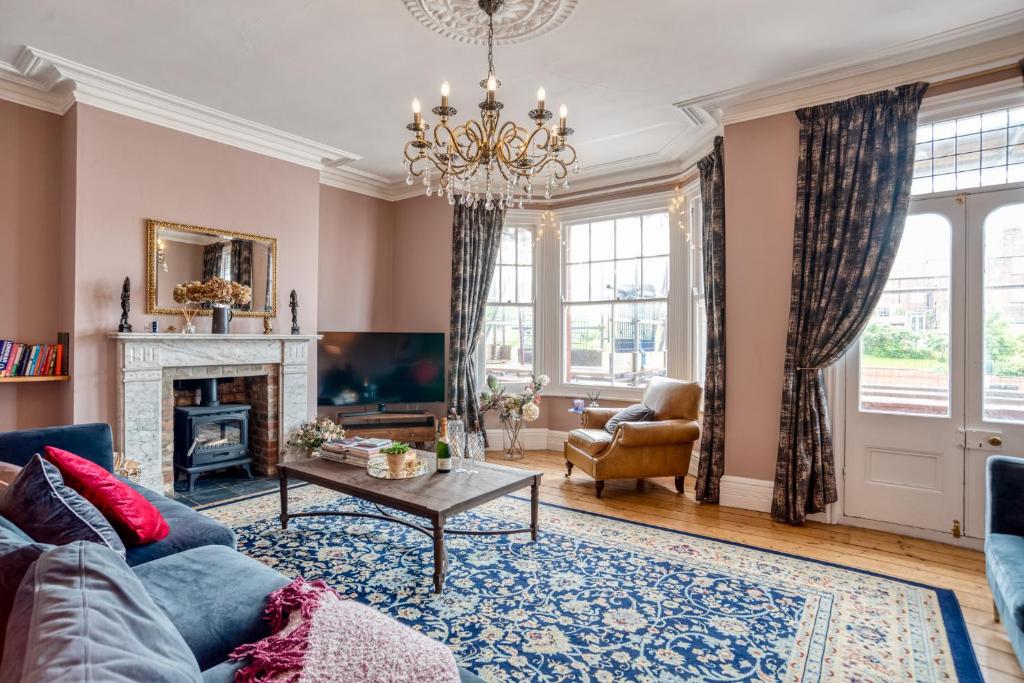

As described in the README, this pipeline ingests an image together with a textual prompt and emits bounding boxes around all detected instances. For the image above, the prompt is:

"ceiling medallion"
[402,0,578,46]
[402,0,579,210]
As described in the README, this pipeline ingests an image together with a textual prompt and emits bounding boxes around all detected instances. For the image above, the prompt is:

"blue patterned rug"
[203,485,981,682]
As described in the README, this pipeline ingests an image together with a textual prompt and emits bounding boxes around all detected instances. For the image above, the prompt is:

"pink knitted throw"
[229,578,459,683]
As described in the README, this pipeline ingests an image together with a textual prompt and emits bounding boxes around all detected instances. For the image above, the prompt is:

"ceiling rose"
[402,0,578,45]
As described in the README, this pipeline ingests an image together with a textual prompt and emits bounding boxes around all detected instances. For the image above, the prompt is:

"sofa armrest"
[616,419,700,448]
[987,455,1024,537]
[582,408,619,430]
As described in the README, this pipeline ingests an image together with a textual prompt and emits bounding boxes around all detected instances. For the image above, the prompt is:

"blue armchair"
[986,455,1024,669]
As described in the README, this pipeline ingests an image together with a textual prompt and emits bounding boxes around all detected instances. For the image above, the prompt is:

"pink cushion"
[43,446,169,546]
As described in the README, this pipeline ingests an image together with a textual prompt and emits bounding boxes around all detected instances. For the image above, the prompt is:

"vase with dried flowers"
[173,277,252,334]
[286,417,346,458]
[479,373,549,459]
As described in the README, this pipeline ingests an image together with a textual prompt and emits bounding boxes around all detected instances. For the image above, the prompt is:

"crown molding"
[675,13,1024,125]
[5,46,362,171]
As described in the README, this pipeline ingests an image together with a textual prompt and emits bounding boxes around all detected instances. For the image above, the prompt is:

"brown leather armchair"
[564,378,703,497]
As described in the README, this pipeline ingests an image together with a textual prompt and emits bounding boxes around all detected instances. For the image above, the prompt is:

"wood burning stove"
[174,377,252,491]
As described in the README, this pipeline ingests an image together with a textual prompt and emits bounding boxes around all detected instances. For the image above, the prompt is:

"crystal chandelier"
[403,0,579,210]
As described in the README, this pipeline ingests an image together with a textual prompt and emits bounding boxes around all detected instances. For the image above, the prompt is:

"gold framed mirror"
[146,219,278,317]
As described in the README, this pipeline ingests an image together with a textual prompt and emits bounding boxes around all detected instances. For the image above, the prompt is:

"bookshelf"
[0,332,70,383]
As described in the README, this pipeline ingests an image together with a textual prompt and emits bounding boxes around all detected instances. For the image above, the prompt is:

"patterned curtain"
[231,239,254,311]
[772,83,928,524]
[202,243,223,281]
[695,136,726,503]
[448,201,506,433]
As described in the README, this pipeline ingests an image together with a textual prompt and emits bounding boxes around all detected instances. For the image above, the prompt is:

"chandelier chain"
[487,12,495,77]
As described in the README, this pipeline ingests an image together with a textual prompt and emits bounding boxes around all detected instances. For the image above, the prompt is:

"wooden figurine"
[289,290,300,335]
[118,277,133,332]
[263,317,273,335]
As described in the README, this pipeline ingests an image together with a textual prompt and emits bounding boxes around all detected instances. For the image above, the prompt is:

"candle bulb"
[440,81,450,108]
[486,74,496,104]
[559,104,567,130]
[537,87,546,111]
[412,98,422,126]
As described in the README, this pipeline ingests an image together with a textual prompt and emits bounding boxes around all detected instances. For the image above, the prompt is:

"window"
[912,105,1024,195]
[562,212,670,387]
[689,196,707,383]
[483,225,534,382]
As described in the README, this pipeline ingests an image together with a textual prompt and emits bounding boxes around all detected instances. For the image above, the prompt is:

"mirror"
[146,220,277,317]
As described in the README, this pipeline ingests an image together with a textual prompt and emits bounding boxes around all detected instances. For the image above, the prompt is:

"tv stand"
[337,409,437,449]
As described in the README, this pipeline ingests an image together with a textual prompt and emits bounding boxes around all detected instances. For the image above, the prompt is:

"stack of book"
[321,437,392,466]
[0,339,66,377]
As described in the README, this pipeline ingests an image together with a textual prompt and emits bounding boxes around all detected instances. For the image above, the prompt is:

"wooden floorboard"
[489,450,1022,682]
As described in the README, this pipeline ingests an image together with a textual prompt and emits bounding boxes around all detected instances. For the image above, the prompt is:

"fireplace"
[173,377,252,491]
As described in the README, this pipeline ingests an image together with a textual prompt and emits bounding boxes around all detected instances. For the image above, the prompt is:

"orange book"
[55,344,64,376]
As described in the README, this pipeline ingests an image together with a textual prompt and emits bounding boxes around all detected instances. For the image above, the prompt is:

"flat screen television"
[317,332,445,408]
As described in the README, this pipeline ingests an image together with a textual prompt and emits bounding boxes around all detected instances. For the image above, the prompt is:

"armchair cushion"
[987,533,1024,631]
[567,429,613,457]
[604,404,655,435]
[617,419,701,447]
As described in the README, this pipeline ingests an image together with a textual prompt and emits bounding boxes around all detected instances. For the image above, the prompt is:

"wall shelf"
[0,375,70,384]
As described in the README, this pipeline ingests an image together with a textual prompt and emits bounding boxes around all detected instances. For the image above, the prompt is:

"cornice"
[6,46,361,171]
[675,13,1024,125]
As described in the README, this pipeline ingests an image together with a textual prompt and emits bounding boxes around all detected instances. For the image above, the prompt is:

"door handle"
[989,435,1003,447]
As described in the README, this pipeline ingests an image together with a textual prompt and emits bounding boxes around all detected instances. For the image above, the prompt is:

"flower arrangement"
[287,418,346,452]
[173,277,252,307]
[479,374,549,423]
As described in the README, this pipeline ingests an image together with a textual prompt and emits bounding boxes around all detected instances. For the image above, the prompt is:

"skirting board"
[719,475,827,522]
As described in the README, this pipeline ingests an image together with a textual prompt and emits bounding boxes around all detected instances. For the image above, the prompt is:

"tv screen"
[317,332,445,407]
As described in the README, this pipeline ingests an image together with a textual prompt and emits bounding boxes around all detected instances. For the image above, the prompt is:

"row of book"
[320,437,392,466]
[0,340,66,377]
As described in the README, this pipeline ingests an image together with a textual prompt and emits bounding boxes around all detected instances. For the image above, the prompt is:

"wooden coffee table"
[278,452,541,593]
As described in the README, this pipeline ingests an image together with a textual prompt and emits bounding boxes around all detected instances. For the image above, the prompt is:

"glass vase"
[501,415,525,460]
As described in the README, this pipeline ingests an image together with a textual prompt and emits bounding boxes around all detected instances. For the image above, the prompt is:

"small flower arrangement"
[287,417,346,452]
[479,374,549,423]
[380,442,411,456]
[173,277,252,307]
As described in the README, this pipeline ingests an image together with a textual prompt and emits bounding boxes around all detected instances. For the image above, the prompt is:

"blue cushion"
[132,544,290,670]
[988,532,1024,631]
[0,516,30,544]
[0,524,50,657]
[0,454,125,559]
[605,403,656,435]
[0,541,202,682]
[119,477,236,566]
[0,423,114,471]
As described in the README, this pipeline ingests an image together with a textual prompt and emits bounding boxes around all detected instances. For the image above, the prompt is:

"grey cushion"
[133,544,290,670]
[604,403,656,435]
[118,477,236,566]
[0,541,202,683]
[0,524,50,657]
[0,517,29,544]
[0,454,125,559]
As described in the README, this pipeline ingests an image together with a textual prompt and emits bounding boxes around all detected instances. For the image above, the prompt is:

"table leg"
[432,514,447,593]
[279,471,289,530]
[531,475,540,541]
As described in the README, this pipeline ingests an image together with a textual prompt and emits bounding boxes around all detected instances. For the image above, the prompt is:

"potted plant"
[381,442,412,475]
[173,277,253,334]
[479,374,549,459]
[286,418,346,458]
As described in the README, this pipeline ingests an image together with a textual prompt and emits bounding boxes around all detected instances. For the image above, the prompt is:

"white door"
[844,187,1024,539]
[963,188,1024,538]
[844,196,966,534]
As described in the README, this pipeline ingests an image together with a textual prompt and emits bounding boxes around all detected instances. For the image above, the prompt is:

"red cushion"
[43,446,169,546]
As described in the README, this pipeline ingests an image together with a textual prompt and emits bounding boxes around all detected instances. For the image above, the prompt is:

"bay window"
[482,224,535,382]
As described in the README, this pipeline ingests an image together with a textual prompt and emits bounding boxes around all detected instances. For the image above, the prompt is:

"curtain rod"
[924,61,1023,98]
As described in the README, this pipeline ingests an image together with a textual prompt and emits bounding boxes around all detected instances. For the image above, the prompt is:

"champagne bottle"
[436,416,451,473]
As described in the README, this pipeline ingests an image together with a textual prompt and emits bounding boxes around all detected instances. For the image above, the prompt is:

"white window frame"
[477,210,541,392]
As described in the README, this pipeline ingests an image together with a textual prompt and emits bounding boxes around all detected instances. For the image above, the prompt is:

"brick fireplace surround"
[110,333,320,493]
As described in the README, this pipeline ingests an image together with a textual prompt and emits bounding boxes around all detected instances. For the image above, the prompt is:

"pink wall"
[722,113,800,480]
[0,100,71,430]
[70,104,321,427]
[318,185,394,331]
[392,196,453,332]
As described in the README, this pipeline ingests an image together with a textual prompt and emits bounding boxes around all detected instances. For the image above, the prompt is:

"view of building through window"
[483,226,534,382]
[984,203,1024,422]
[563,212,670,387]
[911,106,1024,196]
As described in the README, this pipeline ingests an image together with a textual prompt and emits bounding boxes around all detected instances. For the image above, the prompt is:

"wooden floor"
[491,450,1021,683]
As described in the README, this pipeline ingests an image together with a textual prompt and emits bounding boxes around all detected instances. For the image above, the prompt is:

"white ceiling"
[0,0,1021,188]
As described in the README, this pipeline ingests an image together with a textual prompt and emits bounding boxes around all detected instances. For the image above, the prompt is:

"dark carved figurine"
[289,289,300,335]
[118,277,133,333]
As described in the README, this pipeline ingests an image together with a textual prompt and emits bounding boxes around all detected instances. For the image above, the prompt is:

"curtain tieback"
[797,366,825,372]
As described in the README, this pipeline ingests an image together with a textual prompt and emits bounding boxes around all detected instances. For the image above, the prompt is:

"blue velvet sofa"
[0,423,481,682]
[986,455,1024,670]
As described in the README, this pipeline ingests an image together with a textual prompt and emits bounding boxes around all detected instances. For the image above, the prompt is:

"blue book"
[0,341,11,376]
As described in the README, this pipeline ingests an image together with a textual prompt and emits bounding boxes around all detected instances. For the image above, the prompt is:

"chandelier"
[403,0,579,210]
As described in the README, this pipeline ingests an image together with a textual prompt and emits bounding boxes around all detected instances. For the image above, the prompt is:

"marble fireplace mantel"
[109,332,320,492]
